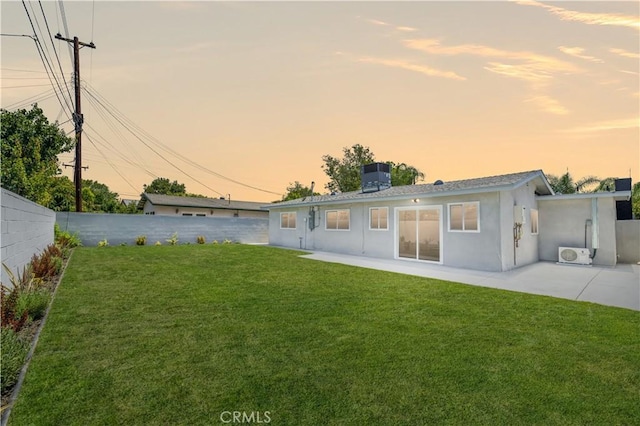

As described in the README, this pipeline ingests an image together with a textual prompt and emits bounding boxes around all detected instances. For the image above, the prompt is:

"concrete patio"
[301,251,640,311]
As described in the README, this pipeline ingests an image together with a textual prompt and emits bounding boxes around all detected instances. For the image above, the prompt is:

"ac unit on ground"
[558,247,592,265]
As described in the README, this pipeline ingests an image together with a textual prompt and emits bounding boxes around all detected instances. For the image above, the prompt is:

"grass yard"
[8,245,640,425]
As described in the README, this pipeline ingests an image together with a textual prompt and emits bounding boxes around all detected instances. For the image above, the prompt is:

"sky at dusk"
[2,1,639,202]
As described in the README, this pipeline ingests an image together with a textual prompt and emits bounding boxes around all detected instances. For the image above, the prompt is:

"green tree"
[47,176,75,211]
[322,144,376,193]
[633,182,640,219]
[82,180,120,213]
[281,181,320,202]
[1,105,74,204]
[389,162,425,186]
[322,144,424,193]
[547,172,599,194]
[142,178,187,196]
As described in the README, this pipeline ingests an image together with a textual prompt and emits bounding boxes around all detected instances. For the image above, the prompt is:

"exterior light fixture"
[412,198,420,203]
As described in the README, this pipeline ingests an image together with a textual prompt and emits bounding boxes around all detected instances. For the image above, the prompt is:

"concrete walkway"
[300,251,640,311]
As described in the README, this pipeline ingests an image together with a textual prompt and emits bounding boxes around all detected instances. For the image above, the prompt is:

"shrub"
[16,290,50,321]
[155,241,162,246]
[2,263,42,293]
[30,245,63,280]
[223,239,233,244]
[196,236,206,244]
[54,224,81,248]
[1,285,28,333]
[166,233,178,246]
[136,235,147,246]
[212,240,219,245]
[97,239,109,248]
[0,327,29,393]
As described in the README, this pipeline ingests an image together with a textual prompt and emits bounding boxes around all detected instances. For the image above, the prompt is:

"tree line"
[2,105,639,217]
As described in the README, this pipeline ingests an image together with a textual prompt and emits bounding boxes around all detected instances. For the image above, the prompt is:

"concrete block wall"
[1,189,55,286]
[56,213,268,247]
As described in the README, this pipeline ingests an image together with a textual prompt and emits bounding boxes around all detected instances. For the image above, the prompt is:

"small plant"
[97,239,109,247]
[0,327,29,394]
[223,239,233,244]
[2,263,42,293]
[30,246,63,280]
[212,240,219,245]
[155,241,162,246]
[166,233,179,246]
[136,235,147,246]
[120,242,128,246]
[54,224,81,248]
[16,290,50,322]
[196,236,206,244]
[1,285,28,333]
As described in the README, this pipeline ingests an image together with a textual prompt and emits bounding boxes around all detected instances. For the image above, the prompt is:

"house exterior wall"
[144,203,267,218]
[538,197,617,266]
[498,184,540,271]
[616,220,640,264]
[1,189,55,286]
[269,189,530,272]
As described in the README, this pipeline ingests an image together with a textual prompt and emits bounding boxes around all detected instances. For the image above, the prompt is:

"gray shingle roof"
[141,193,267,211]
[266,170,553,209]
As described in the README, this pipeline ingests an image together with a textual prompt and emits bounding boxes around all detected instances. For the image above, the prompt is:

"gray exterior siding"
[269,190,533,272]
[616,220,640,264]
[538,197,617,267]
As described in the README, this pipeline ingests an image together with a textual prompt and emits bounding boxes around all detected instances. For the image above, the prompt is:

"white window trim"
[447,202,480,233]
[369,207,389,231]
[530,208,539,235]
[279,212,297,230]
[325,209,350,231]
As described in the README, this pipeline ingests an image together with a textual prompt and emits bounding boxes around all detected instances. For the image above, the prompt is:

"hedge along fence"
[1,189,56,286]
[55,212,269,246]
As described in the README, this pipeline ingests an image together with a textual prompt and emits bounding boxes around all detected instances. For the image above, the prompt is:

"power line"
[20,0,74,120]
[82,82,281,196]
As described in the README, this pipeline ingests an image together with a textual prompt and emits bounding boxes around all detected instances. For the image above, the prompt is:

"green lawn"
[9,245,640,425]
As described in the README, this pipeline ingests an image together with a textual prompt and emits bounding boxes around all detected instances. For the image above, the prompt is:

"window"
[448,202,479,232]
[530,208,539,235]
[326,209,350,230]
[280,212,297,229]
[370,207,388,230]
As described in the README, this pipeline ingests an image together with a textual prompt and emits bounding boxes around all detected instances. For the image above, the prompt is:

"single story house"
[264,168,632,272]
[139,193,268,218]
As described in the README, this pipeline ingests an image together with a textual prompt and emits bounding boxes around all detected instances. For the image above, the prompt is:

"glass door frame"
[394,205,443,264]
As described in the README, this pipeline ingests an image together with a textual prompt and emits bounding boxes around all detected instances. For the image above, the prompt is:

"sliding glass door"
[397,207,442,263]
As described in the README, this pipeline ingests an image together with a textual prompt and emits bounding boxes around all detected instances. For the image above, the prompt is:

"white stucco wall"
[616,220,640,264]
[498,183,540,271]
[538,196,617,266]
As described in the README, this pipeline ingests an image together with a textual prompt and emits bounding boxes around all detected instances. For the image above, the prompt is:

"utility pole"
[55,33,95,212]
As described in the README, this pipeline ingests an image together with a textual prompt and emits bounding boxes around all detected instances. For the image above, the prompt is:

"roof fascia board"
[537,191,631,201]
[265,184,522,210]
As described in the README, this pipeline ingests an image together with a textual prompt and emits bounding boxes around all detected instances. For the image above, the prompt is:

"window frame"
[325,209,350,231]
[369,207,389,231]
[447,202,480,233]
[279,212,297,230]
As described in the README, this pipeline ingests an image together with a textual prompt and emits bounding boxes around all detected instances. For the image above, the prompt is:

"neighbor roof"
[265,170,554,209]
[140,193,267,211]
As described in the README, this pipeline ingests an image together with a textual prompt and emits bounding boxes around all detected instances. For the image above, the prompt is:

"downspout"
[590,197,599,260]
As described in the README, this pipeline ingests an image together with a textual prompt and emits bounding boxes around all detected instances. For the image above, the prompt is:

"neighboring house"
[120,199,139,208]
[264,168,631,272]
[139,193,268,218]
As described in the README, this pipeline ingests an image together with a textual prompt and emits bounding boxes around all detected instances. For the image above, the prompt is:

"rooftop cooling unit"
[361,162,391,193]
[558,247,592,265]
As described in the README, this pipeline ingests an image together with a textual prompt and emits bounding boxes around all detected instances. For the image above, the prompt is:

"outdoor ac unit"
[558,247,592,265]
